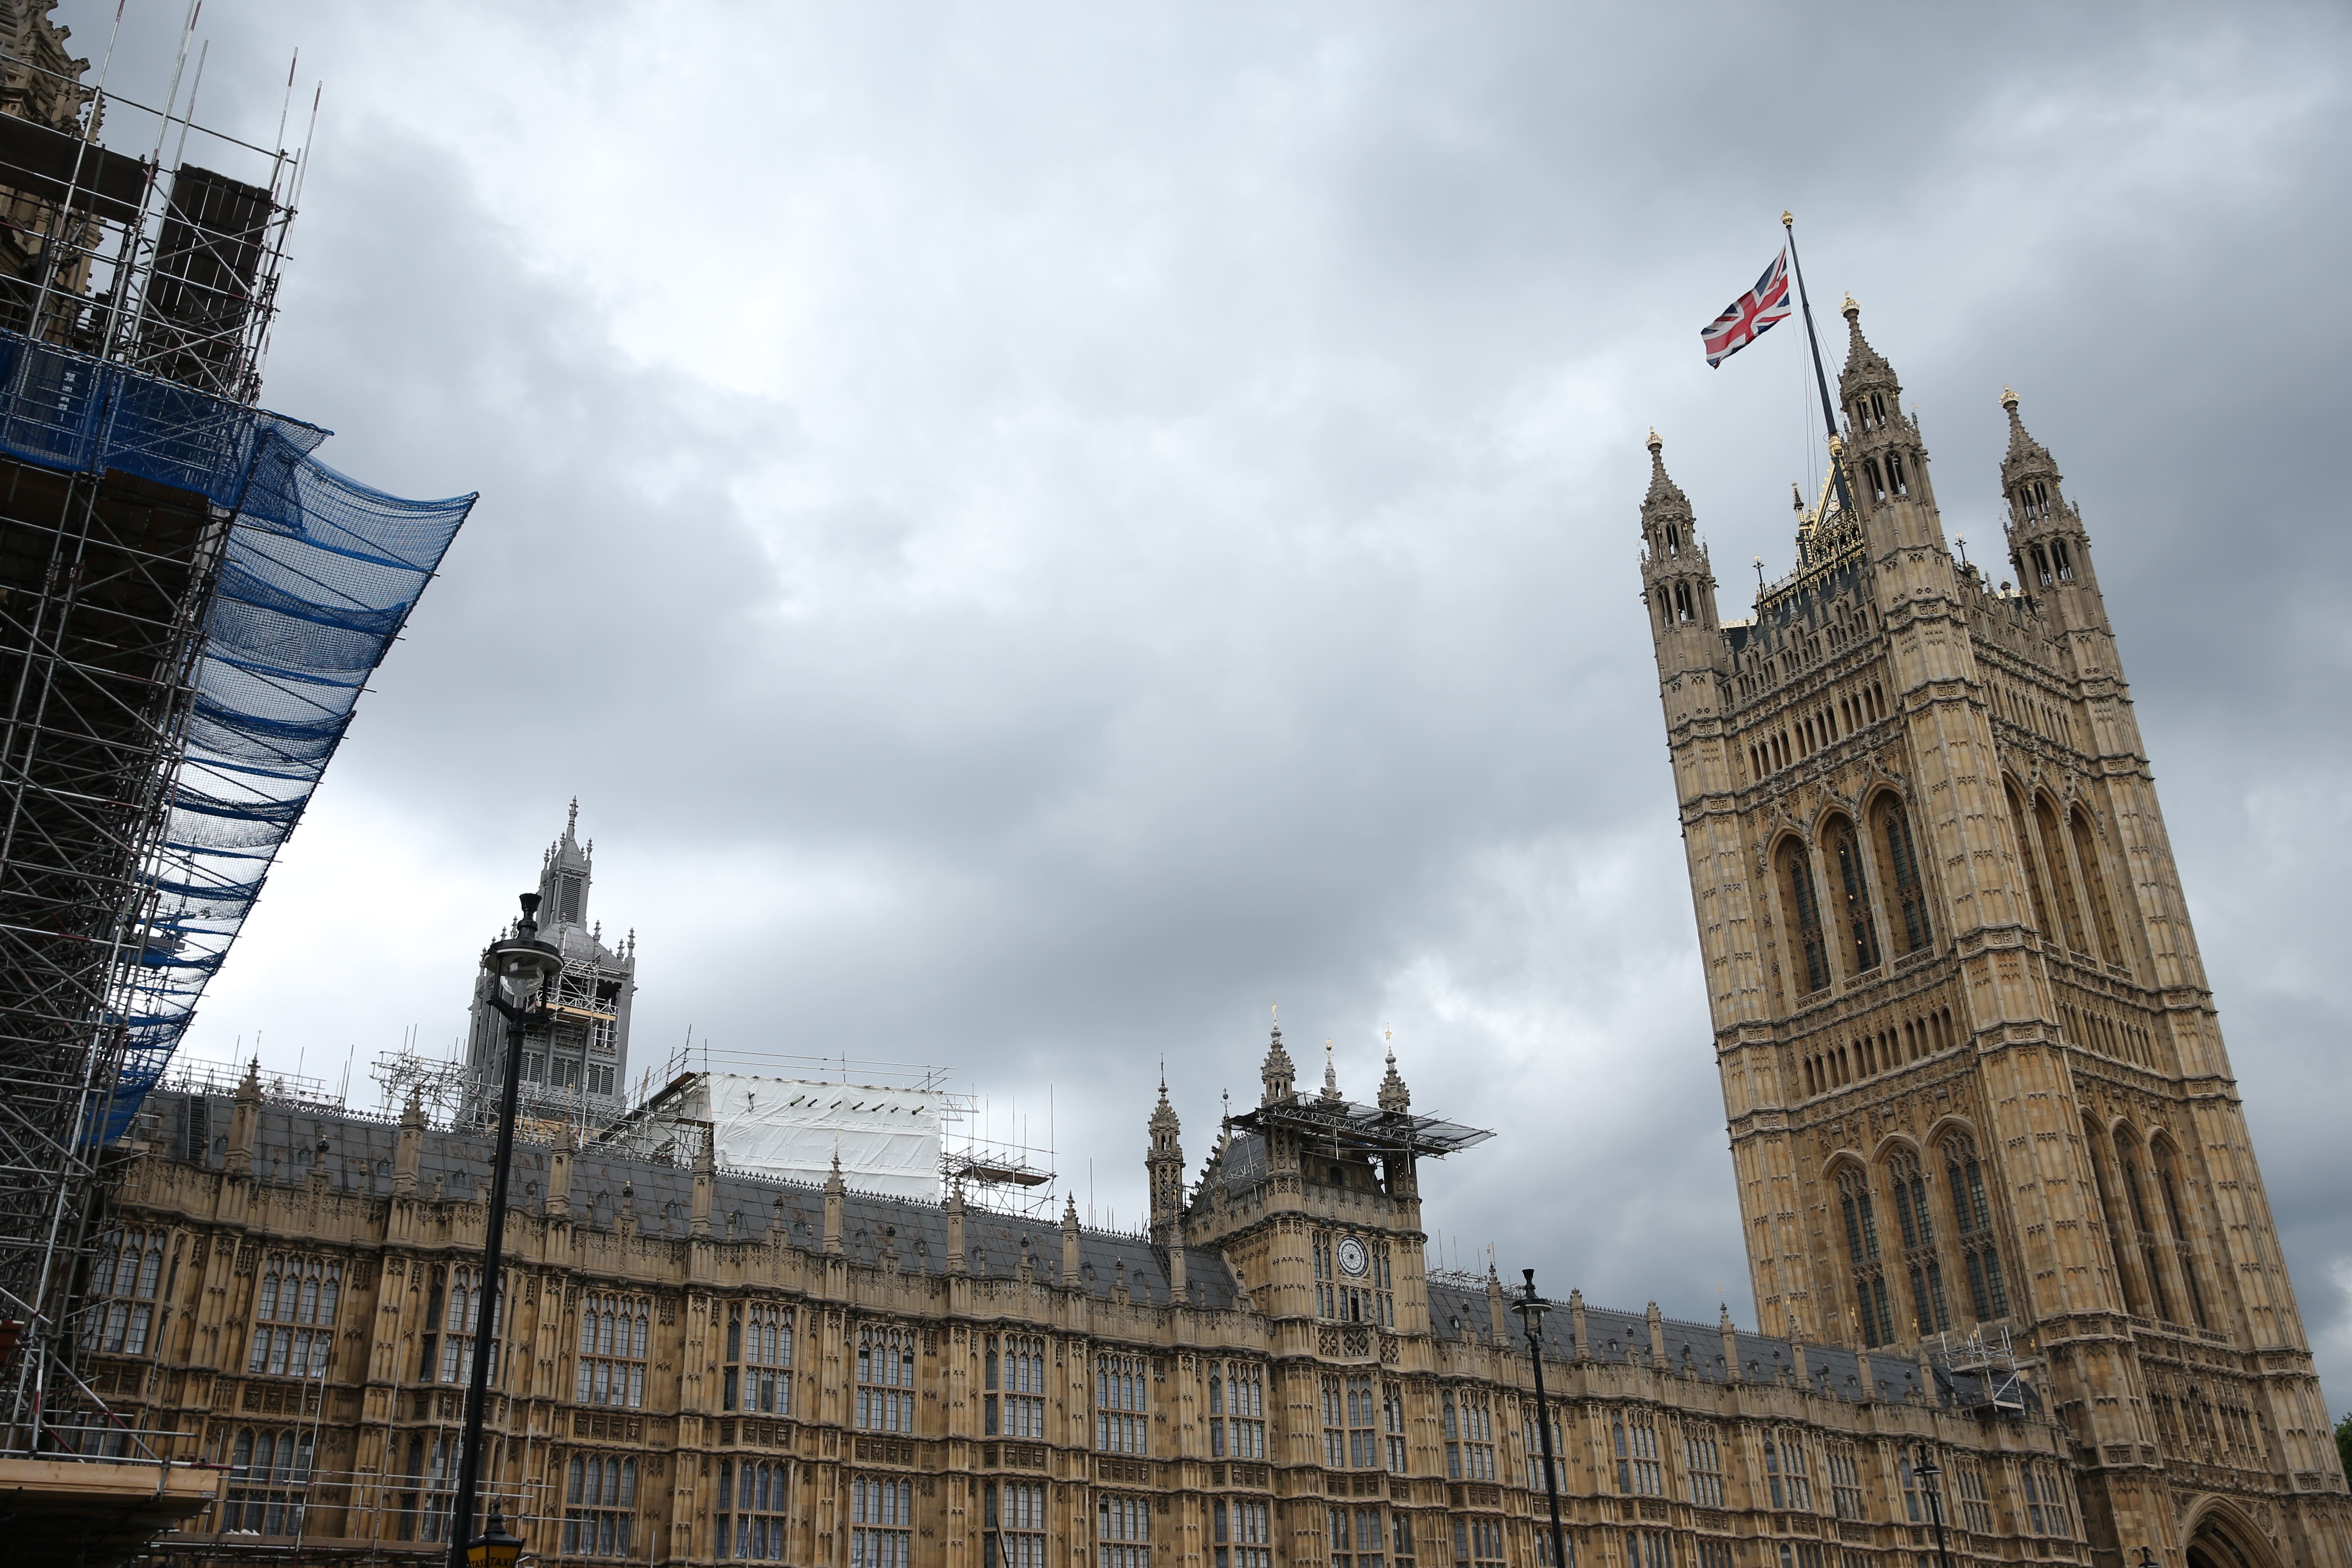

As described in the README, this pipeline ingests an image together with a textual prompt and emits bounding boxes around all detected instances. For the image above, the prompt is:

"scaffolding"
[1934,1323,2033,1415]
[0,11,475,1493]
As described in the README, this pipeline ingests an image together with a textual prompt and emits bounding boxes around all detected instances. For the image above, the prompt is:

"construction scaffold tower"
[0,10,475,1520]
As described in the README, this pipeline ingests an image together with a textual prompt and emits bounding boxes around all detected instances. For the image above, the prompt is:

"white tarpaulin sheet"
[702,1075,941,1199]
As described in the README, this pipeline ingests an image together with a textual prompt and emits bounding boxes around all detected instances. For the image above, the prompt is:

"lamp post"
[2137,1549,2159,1568]
[446,894,564,1568]
[466,1501,524,1568]
[1513,1269,1571,1568]
[1913,1448,1955,1568]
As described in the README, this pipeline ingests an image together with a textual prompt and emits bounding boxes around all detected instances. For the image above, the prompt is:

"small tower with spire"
[1146,1070,1185,1245]
[1999,387,2114,641]
[1259,1010,1294,1106]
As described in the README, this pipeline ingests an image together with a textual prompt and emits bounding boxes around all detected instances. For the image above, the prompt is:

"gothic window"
[1953,1465,1993,1534]
[396,1432,455,1542]
[2021,1463,2075,1538]
[1886,451,1909,497]
[716,1460,789,1561]
[1613,1414,1663,1495]
[2082,1117,2149,1318]
[1674,582,1696,623]
[1897,1454,1931,1525]
[2067,808,2124,965]
[1095,1352,1148,1455]
[1871,796,1932,955]
[2005,781,2053,938]
[1330,1504,1395,1568]
[2053,539,2075,580]
[1823,816,1881,973]
[2116,1136,2176,1324]
[2154,1151,2210,1328]
[985,1480,1048,1568]
[1098,1491,1152,1568]
[244,1255,340,1378]
[1322,1375,1379,1468]
[1869,392,1888,428]
[1207,1358,1266,1459]
[1837,1166,1894,1347]
[1826,1447,1865,1521]
[82,1228,167,1357]
[1684,1427,1725,1507]
[564,1454,639,1558]
[1890,1152,1950,1336]
[221,1427,314,1536]
[2034,797,2090,956]
[2031,544,2053,587]
[1384,1384,1409,1473]
[1460,1518,1508,1568]
[426,1266,510,1388]
[1864,459,1887,503]
[725,1304,794,1416]
[1443,1389,1496,1480]
[850,1476,913,1568]
[1214,1498,1274,1568]
[985,1332,1045,1440]
[1762,1432,1812,1510]
[859,1325,918,1433]
[1524,1402,1567,1491]
[1941,1136,2011,1323]
[1778,839,1830,996]
[577,1292,647,1407]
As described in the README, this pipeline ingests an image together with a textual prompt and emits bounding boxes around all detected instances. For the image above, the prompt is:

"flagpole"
[1781,210,1855,518]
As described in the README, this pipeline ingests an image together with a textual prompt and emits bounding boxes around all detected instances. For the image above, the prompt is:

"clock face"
[1336,1236,1369,1278]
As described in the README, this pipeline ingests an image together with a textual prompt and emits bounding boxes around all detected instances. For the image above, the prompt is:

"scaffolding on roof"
[1225,1095,1494,1160]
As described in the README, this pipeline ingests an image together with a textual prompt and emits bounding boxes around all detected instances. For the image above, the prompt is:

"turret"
[1146,1073,1185,1244]
[1259,1017,1294,1106]
[1836,296,1946,554]
[1999,387,2112,637]
[1376,1045,1409,1114]
[1638,429,1723,653]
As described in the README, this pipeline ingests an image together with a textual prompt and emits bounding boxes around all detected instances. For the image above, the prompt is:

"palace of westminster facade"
[77,307,2347,1568]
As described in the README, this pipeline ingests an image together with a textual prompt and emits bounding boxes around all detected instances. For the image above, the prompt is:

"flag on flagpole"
[1700,250,1793,368]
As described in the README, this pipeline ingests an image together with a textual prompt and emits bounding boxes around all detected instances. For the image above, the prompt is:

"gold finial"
[2000,384,2019,412]
[1645,426,1662,455]
[1827,433,1844,456]
[1841,291,1859,319]
[1780,210,1793,227]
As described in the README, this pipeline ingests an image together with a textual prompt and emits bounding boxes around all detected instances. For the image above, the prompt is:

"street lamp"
[1513,1269,1572,1568]
[2137,1549,2159,1568]
[1912,1448,1955,1568]
[466,1501,524,1568]
[446,894,564,1568]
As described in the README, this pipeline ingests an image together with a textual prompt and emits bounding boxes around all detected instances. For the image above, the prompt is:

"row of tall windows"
[723,1303,794,1414]
[713,1459,789,1561]
[985,1332,1046,1439]
[246,1256,340,1377]
[858,1325,917,1432]
[81,1228,166,1356]
[422,1266,505,1387]
[1774,795,1934,1000]
[2082,1118,2210,1329]
[984,1479,1048,1568]
[1803,1006,1956,1099]
[1330,1504,1413,1568]
[576,1292,647,1406]
[1097,1352,1149,1454]
[1614,1415,1663,1495]
[1322,1374,1382,1468]
[221,1427,312,1536]
[1098,1490,1152,1568]
[566,1453,638,1558]
[1442,1389,1496,1480]
[1746,680,1890,782]
[850,1475,913,1568]
[1206,1358,1266,1459]
[1839,1135,2012,1347]
[2004,781,2124,968]
[1214,1498,1274,1568]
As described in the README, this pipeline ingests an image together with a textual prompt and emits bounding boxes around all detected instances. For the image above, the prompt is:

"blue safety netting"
[0,332,475,1142]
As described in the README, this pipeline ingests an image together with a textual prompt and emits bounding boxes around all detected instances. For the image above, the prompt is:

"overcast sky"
[64,2,2352,1399]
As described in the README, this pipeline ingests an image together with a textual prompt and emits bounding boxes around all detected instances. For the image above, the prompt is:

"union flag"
[1701,250,1793,368]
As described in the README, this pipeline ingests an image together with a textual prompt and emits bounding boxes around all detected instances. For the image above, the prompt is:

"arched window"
[1836,1166,1894,1347]
[1864,459,1887,503]
[1888,1152,1949,1336]
[2004,781,2053,937]
[1871,795,1932,956]
[1777,839,1830,996]
[2068,808,2124,965]
[1869,392,1887,429]
[2081,1117,2147,1318]
[2034,797,2089,955]
[1674,582,1695,623]
[1886,451,1908,497]
[1820,816,1880,974]
[1940,1136,2011,1323]
[2031,544,2053,587]
[2114,1133,2175,1324]
[2053,539,2075,581]
[2152,1147,2209,1329]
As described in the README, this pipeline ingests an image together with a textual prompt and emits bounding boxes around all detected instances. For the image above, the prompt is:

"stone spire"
[1838,293,1900,407]
[1639,430,1720,638]
[1999,385,2061,494]
[1376,1035,1410,1114]
[823,1150,845,1255]
[1259,1009,1295,1105]
[1146,1069,1185,1244]
[1319,1040,1342,1103]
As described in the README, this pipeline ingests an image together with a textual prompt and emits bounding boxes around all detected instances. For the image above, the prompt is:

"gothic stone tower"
[1640,300,2348,1568]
